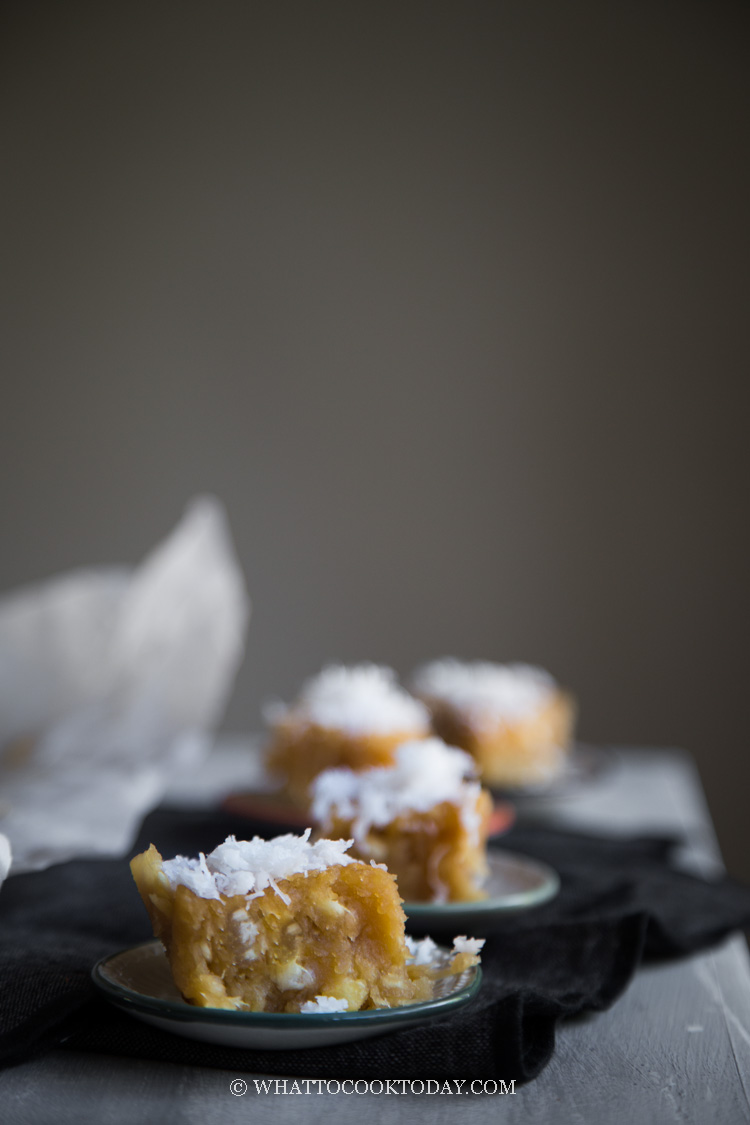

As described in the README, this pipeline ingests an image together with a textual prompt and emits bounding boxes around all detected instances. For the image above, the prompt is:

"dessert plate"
[403,849,559,935]
[92,940,481,1050]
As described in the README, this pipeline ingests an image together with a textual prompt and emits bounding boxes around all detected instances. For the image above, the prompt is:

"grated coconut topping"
[264,663,430,736]
[413,659,556,729]
[310,738,484,847]
[160,829,356,903]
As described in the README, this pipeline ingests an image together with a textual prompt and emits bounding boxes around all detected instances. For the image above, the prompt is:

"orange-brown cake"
[264,664,430,806]
[311,739,492,903]
[412,659,576,789]
[130,830,482,1013]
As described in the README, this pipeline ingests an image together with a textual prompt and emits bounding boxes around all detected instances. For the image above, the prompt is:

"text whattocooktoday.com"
[229,1078,516,1097]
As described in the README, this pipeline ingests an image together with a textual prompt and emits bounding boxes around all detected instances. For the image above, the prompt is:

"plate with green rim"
[92,940,482,1050]
[403,849,560,935]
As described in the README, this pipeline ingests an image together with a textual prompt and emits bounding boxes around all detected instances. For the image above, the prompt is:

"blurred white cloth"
[0,834,10,884]
[162,733,277,808]
[0,496,249,880]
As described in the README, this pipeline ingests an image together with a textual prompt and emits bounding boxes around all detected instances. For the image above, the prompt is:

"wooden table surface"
[2,746,750,1125]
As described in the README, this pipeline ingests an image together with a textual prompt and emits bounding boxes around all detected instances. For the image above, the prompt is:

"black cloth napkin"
[2,808,750,1084]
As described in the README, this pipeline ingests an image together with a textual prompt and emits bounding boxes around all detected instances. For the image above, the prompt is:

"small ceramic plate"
[403,849,560,935]
[92,940,481,1050]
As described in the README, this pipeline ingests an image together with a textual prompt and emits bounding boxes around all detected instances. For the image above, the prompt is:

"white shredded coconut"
[310,738,483,848]
[264,664,430,736]
[406,934,483,965]
[160,829,356,901]
[405,935,440,966]
[237,920,258,948]
[273,960,314,991]
[413,659,556,729]
[300,995,349,1013]
[452,935,485,955]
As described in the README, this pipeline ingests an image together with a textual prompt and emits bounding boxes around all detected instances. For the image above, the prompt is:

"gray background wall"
[2,2,749,874]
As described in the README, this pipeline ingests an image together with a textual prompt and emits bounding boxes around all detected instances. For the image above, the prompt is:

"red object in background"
[488,800,515,837]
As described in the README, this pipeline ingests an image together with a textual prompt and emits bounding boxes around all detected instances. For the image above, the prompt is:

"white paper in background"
[0,495,250,881]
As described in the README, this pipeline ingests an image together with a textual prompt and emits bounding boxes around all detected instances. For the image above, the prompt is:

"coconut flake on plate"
[452,935,486,956]
[300,995,349,1013]
[405,935,440,965]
